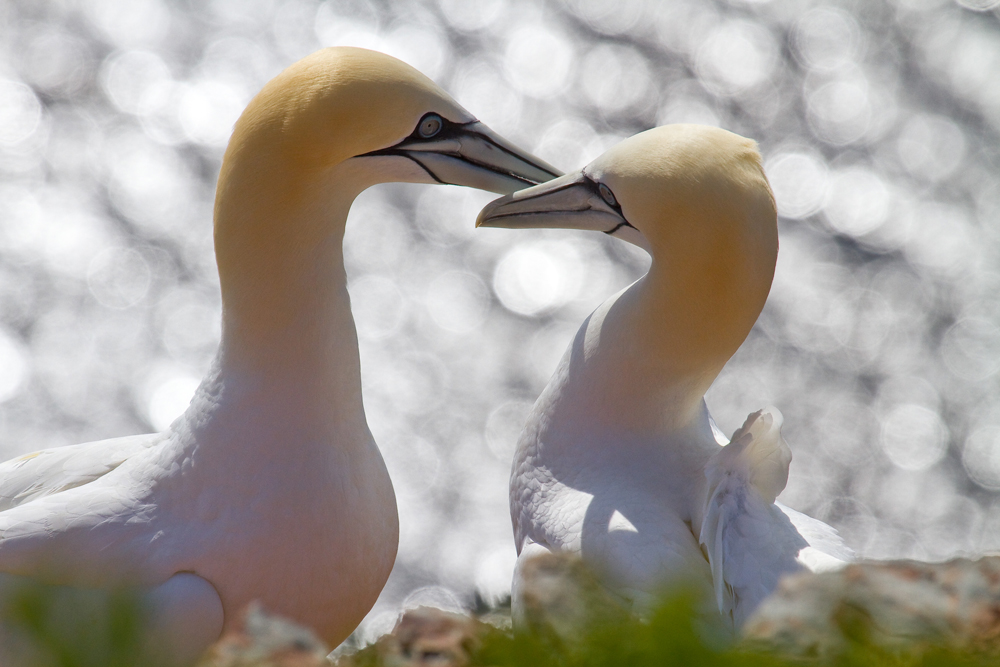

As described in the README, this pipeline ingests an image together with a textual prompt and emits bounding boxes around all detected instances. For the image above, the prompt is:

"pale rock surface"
[335,606,489,667]
[514,551,630,640]
[199,602,329,667]
[743,556,1000,658]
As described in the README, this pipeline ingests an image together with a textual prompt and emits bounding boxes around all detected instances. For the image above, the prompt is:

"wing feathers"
[0,434,157,512]
[700,408,810,627]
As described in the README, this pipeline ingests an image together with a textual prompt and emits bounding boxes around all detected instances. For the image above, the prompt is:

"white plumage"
[0,434,152,511]
[701,408,850,627]
[479,125,851,629]
[0,47,558,664]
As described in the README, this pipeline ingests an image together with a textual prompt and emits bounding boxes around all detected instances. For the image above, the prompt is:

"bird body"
[479,125,850,628]
[508,286,723,612]
[0,47,558,663]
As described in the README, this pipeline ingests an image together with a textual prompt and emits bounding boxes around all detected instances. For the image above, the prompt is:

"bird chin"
[350,152,543,195]
[404,151,542,194]
[348,153,443,188]
[612,225,653,254]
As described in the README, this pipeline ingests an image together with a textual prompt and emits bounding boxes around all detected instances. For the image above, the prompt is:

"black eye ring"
[598,183,617,207]
[418,113,443,138]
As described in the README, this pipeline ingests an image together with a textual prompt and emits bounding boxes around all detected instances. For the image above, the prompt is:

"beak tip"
[476,195,511,229]
[475,212,497,229]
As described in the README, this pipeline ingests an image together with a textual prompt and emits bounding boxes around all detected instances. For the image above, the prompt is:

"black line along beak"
[476,171,626,230]
[476,171,651,252]
[357,114,562,194]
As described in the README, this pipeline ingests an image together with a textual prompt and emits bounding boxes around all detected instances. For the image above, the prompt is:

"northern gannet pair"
[0,48,558,664]
[479,126,852,629]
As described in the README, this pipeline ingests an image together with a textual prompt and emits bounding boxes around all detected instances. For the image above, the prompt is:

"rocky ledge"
[743,555,1000,658]
[198,554,1000,666]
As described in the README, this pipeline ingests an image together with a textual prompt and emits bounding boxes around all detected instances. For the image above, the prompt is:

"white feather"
[492,127,853,632]
[700,408,852,627]
[0,434,157,512]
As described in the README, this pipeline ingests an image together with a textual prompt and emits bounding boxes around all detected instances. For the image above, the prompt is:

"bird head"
[219,47,559,198]
[478,125,778,366]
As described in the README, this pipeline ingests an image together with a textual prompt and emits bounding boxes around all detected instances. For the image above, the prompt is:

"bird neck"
[565,257,761,435]
[636,255,765,373]
[206,155,373,442]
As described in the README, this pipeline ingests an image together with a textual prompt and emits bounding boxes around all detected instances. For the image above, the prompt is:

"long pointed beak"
[477,170,652,252]
[361,121,562,194]
[476,171,617,230]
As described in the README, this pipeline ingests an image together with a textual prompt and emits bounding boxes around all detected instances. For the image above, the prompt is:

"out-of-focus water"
[1,0,999,644]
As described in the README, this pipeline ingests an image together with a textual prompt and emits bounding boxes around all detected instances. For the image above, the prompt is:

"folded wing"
[0,433,158,512]
[699,408,850,628]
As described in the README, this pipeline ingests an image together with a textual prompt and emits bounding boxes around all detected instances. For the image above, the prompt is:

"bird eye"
[418,114,443,138]
[598,183,617,207]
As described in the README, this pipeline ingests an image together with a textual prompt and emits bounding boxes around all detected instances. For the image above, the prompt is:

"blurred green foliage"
[1,577,147,667]
[4,582,1000,667]
[471,591,1000,667]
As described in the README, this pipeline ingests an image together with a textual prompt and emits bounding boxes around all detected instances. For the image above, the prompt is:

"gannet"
[478,125,851,629]
[0,47,559,664]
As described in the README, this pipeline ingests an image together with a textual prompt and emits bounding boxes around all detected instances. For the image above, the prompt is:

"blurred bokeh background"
[1,0,1000,645]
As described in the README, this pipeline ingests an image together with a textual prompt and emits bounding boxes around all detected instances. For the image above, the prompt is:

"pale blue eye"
[419,114,443,138]
[599,183,617,207]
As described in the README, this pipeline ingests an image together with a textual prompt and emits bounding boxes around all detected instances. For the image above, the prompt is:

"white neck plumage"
[559,266,737,438]
[183,159,376,457]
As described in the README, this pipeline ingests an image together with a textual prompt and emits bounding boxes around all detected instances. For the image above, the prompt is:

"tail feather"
[776,502,854,570]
